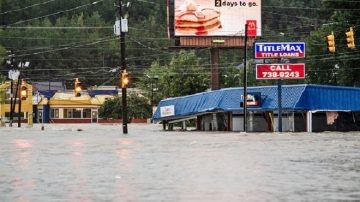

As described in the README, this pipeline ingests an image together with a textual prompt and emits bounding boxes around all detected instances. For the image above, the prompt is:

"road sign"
[255,42,305,59]
[256,64,305,80]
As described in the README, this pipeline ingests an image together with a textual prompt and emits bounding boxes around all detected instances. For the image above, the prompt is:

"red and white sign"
[256,64,305,80]
[246,20,257,36]
[160,105,175,117]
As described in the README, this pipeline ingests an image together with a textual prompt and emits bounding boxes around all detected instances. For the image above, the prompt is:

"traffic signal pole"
[18,83,22,128]
[9,80,13,127]
[13,77,20,127]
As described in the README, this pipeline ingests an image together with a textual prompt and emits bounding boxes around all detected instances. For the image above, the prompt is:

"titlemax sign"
[255,42,305,59]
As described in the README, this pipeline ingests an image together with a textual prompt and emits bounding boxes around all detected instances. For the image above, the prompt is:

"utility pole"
[118,0,129,134]
[6,51,16,127]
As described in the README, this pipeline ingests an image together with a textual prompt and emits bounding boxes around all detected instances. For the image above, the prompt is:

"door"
[38,110,43,123]
[91,110,98,123]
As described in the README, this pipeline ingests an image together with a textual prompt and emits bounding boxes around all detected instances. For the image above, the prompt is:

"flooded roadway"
[1,124,360,201]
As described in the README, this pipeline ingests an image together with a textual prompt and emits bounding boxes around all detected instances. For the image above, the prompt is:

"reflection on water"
[1,125,360,201]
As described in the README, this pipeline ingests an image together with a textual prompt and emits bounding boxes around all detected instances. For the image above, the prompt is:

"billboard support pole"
[243,23,248,133]
[210,48,220,90]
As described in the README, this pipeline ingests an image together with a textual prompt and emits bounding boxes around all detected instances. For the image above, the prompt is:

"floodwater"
[0,124,360,201]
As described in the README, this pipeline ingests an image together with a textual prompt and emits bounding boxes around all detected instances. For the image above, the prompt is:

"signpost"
[255,42,306,132]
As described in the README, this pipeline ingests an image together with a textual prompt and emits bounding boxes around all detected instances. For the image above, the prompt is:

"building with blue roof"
[152,84,360,132]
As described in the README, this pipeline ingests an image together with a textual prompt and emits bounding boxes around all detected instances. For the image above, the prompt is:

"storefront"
[36,90,117,124]
[153,84,360,132]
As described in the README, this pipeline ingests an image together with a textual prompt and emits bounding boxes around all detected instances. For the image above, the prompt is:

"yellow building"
[1,81,121,125]
[36,91,116,123]
[0,81,33,125]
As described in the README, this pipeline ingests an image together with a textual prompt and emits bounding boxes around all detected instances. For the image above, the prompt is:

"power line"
[2,26,112,29]
[262,6,360,11]
[0,0,57,15]
[4,0,106,26]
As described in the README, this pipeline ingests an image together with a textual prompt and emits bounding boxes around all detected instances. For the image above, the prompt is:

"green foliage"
[220,66,240,88]
[136,50,210,103]
[305,2,360,86]
[0,75,5,83]
[98,93,152,119]
[0,44,5,61]
[98,96,122,119]
[128,93,152,119]
[262,0,330,41]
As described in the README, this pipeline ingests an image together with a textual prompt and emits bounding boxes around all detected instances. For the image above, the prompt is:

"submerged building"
[0,81,118,124]
[152,84,360,132]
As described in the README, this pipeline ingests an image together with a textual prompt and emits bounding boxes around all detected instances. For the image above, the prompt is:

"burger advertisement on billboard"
[174,0,261,37]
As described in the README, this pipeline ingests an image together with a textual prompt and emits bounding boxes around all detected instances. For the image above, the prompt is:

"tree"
[306,2,360,86]
[0,44,5,83]
[137,50,210,104]
[98,93,152,120]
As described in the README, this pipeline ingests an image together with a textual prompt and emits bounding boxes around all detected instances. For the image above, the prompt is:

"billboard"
[256,64,305,80]
[174,0,261,36]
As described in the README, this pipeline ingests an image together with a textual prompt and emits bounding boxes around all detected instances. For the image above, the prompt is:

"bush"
[99,93,152,119]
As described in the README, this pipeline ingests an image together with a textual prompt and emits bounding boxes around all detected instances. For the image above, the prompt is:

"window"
[73,109,81,118]
[83,109,91,118]
[63,108,84,118]
[50,108,59,119]
[64,109,72,118]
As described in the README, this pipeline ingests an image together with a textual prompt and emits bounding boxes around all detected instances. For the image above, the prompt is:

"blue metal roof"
[87,90,118,97]
[152,84,360,122]
[38,90,57,98]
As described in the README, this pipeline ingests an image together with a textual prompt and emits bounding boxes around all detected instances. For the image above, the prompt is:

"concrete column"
[307,111,312,133]
[249,111,254,132]
[182,121,186,131]
[212,113,218,131]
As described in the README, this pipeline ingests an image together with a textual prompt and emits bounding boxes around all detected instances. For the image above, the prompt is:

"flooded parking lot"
[1,124,360,201]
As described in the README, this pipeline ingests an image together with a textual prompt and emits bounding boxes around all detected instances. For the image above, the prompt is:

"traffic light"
[326,31,336,53]
[346,27,355,49]
[74,78,82,97]
[121,70,129,88]
[20,80,27,100]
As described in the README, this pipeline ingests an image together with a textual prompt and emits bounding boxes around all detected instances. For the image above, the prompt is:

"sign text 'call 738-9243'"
[256,64,305,80]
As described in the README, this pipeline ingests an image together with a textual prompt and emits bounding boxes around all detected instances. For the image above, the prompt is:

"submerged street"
[1,124,360,201]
